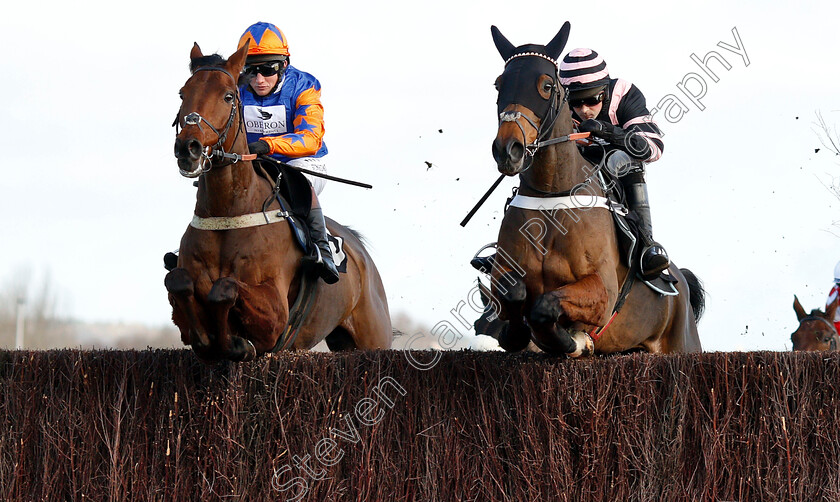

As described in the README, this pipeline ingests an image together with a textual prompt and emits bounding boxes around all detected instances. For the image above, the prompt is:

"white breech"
[287,156,327,196]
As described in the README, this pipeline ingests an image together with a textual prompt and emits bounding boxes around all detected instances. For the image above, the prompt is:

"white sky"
[1,0,839,351]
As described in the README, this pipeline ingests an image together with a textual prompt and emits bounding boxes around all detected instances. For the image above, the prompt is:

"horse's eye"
[494,76,502,91]
[179,91,183,100]
[224,93,234,103]
[543,82,554,93]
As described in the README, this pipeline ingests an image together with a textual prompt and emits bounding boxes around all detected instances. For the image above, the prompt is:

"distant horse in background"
[166,43,392,362]
[487,23,704,356]
[791,295,839,351]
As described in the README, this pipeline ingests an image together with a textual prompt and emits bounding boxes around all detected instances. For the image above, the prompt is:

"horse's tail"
[680,268,706,323]
[344,225,369,249]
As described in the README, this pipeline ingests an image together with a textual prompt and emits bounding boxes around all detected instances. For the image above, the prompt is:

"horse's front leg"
[229,280,288,355]
[494,270,531,352]
[165,268,211,350]
[529,273,608,357]
[205,277,259,362]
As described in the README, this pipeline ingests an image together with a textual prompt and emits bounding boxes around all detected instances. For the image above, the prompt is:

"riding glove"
[248,140,271,155]
[578,119,651,160]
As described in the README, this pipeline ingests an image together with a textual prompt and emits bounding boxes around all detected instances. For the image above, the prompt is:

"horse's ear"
[793,295,807,322]
[227,41,249,76]
[545,22,571,61]
[190,42,203,61]
[491,25,515,61]
[827,296,839,324]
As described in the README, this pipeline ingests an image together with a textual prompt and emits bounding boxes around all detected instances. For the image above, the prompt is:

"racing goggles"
[569,91,606,108]
[244,62,282,77]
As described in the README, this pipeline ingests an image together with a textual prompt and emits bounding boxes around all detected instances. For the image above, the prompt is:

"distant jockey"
[238,22,338,284]
[559,48,668,279]
[826,260,840,332]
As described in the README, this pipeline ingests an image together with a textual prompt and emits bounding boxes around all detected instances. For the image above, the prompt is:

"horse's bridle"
[173,66,245,178]
[497,52,570,170]
[799,315,839,350]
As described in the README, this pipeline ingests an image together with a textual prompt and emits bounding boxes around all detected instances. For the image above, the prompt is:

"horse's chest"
[183,230,283,281]
[499,209,614,277]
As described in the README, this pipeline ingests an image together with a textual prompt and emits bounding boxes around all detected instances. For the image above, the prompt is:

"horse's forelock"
[189,54,228,74]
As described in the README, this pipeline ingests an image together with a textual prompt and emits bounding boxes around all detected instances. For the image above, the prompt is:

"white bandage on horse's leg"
[568,331,594,358]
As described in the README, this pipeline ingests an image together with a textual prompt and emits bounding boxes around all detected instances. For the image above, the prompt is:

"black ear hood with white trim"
[491,23,571,118]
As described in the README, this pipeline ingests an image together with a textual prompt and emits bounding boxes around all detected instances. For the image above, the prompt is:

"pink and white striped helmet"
[559,48,611,92]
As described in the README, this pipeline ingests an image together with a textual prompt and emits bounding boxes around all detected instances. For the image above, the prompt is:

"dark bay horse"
[166,43,392,362]
[791,295,839,351]
[487,23,703,356]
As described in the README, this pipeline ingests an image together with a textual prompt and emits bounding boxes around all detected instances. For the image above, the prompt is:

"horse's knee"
[165,268,193,297]
[530,293,563,325]
[208,277,239,304]
[497,272,526,304]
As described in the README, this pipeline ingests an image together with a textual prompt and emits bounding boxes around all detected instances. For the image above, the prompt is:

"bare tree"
[0,268,76,349]
[814,110,840,157]
[812,110,840,235]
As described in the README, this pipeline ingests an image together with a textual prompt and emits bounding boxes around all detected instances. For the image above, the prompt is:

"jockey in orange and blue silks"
[237,22,328,191]
[237,22,339,284]
[559,48,669,280]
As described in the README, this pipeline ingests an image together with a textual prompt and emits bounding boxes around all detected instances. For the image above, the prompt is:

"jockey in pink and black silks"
[237,22,339,284]
[559,48,669,280]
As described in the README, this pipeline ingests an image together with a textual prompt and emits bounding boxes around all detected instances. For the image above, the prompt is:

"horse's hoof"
[229,336,257,362]
[529,294,562,325]
[190,328,211,348]
[532,323,577,355]
[208,277,239,304]
[164,268,193,296]
[242,339,257,361]
[497,321,531,352]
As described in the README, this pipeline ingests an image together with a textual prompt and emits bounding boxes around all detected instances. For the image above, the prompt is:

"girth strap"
[190,210,290,230]
[508,194,627,214]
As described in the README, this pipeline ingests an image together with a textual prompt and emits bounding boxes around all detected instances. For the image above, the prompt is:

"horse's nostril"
[174,137,205,160]
[506,140,524,163]
[187,139,203,160]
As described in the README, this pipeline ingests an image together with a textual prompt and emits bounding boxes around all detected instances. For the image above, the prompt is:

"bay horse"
[166,43,392,362]
[487,23,704,356]
[791,295,839,351]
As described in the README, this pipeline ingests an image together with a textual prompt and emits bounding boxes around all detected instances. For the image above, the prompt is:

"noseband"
[173,66,244,178]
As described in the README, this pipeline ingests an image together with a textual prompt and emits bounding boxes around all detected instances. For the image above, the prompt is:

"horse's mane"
[190,53,250,86]
[189,54,227,73]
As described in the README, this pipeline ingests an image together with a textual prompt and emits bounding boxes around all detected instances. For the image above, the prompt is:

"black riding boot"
[304,207,340,284]
[624,179,670,279]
